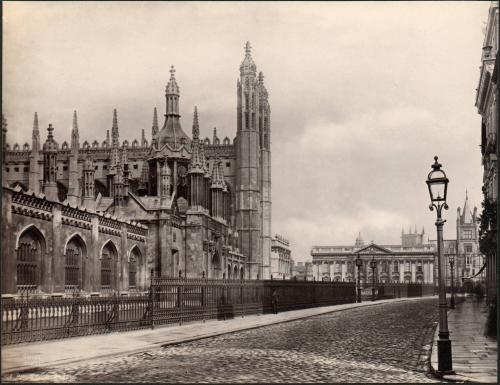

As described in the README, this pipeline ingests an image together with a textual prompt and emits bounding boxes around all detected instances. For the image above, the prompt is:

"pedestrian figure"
[271,289,279,314]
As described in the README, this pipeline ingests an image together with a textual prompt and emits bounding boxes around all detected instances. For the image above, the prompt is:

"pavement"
[1,296,431,377]
[430,296,498,383]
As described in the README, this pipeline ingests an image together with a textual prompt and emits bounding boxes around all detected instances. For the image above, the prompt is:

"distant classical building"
[475,0,498,305]
[1,43,273,295]
[311,229,436,284]
[291,261,313,281]
[270,234,292,279]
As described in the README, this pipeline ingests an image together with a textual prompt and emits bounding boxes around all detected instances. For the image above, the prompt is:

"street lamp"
[449,254,455,309]
[370,257,377,301]
[426,155,453,374]
[355,254,363,303]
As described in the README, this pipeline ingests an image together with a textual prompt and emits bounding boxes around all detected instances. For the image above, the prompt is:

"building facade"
[1,43,273,295]
[291,261,313,281]
[270,234,292,279]
[475,1,498,304]
[311,230,436,284]
[437,193,484,287]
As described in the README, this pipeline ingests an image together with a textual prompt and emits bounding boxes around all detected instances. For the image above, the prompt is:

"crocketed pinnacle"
[213,127,218,143]
[240,41,257,76]
[71,110,79,148]
[152,107,159,136]
[43,124,58,152]
[111,109,119,147]
[165,65,180,96]
[211,157,225,189]
[84,150,94,171]
[192,106,200,140]
[32,112,39,136]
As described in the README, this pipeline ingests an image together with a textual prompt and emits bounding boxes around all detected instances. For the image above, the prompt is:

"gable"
[356,243,392,255]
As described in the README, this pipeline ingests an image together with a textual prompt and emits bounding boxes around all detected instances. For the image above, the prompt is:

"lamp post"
[355,254,363,303]
[370,257,377,301]
[449,254,455,309]
[426,155,453,374]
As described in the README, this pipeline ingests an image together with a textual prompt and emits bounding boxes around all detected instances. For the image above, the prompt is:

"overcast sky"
[3,1,490,261]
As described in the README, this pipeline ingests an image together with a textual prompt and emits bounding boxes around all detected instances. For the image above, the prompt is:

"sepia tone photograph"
[1,1,498,383]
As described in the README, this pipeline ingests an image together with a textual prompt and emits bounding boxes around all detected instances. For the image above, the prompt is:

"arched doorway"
[211,250,220,279]
[16,225,46,292]
[234,265,238,280]
[240,267,244,280]
[101,241,118,291]
[129,246,143,290]
[227,264,232,279]
[64,234,87,292]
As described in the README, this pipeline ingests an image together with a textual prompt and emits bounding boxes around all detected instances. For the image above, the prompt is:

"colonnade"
[312,258,435,284]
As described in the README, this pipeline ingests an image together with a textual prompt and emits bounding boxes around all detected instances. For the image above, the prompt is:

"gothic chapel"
[1,43,272,295]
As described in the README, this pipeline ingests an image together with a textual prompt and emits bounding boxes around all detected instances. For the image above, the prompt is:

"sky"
[3,1,491,262]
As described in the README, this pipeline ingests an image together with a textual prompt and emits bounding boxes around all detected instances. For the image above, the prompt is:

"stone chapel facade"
[1,43,272,295]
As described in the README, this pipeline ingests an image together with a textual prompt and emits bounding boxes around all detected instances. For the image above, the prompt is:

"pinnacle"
[72,110,78,131]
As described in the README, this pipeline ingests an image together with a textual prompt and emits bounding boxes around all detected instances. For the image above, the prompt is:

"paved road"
[3,298,442,383]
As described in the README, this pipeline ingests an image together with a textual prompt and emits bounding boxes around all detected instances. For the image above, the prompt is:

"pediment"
[356,243,392,255]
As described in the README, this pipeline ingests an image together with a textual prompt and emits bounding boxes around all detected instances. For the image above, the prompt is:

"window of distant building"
[226,162,231,168]
[63,166,68,171]
[463,229,473,239]
[14,167,19,172]
[466,255,471,265]
[6,167,9,172]
[465,244,473,253]
[133,164,138,170]
[23,167,29,172]
[95,165,98,170]
[103,165,108,170]
[173,233,176,243]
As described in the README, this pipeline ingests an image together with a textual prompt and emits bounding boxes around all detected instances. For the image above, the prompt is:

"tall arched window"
[65,235,86,290]
[101,242,117,290]
[129,256,137,289]
[17,226,45,292]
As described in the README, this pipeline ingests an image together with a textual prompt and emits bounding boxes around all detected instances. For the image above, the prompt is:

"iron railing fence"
[2,279,440,346]
[149,278,356,327]
[1,293,152,345]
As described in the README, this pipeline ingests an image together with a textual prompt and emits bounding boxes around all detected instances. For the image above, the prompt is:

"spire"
[141,129,147,147]
[32,112,40,151]
[152,107,159,137]
[106,130,110,147]
[71,110,79,149]
[213,127,218,143]
[414,224,417,234]
[192,106,199,140]
[401,227,404,236]
[111,109,119,147]
[462,190,473,223]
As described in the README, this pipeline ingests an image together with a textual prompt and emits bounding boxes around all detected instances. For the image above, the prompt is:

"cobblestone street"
[3,298,442,383]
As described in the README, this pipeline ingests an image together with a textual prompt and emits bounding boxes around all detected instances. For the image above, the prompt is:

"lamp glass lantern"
[426,156,449,204]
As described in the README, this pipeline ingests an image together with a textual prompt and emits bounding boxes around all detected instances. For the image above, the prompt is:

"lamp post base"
[437,338,454,374]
